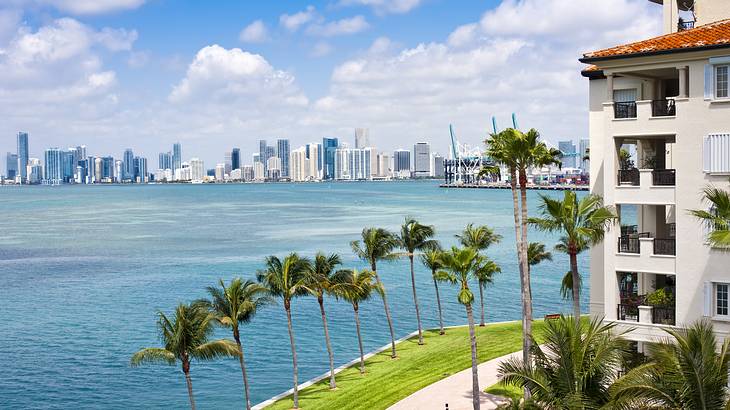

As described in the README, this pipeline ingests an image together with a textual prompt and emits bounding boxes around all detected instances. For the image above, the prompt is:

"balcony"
[651,169,675,186]
[614,101,637,119]
[651,99,676,117]
[617,168,639,186]
[653,238,676,256]
[617,304,639,322]
[616,236,676,274]
[615,304,676,326]
[615,169,676,204]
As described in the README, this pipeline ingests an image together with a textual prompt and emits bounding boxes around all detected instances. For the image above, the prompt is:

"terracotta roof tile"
[581,19,730,61]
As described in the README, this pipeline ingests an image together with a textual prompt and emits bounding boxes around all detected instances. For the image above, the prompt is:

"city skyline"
[0,1,662,166]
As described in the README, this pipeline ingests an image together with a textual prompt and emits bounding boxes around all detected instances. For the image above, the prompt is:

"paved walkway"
[387,350,522,410]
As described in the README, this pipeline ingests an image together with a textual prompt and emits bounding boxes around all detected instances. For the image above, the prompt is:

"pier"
[439,183,588,191]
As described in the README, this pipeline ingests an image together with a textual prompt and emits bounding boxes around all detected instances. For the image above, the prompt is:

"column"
[678,66,688,98]
[606,74,614,102]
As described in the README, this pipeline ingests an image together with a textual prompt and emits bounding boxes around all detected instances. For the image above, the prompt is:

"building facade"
[17,132,29,182]
[277,139,290,179]
[355,128,370,148]
[322,137,338,180]
[413,142,431,177]
[43,148,63,185]
[583,0,730,344]
[394,149,411,178]
[559,140,577,168]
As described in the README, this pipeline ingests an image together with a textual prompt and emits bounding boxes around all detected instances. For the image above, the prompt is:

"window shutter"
[705,64,714,100]
[704,133,730,173]
[704,281,712,317]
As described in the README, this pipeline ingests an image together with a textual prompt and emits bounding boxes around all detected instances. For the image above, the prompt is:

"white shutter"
[704,133,730,173]
[705,64,714,100]
[613,88,637,102]
[704,281,713,317]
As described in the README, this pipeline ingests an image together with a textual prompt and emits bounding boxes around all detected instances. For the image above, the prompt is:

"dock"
[439,183,588,191]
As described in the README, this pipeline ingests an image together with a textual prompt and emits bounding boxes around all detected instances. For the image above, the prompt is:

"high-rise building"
[159,152,172,171]
[377,152,392,177]
[277,139,290,178]
[190,158,205,181]
[95,158,103,183]
[28,158,42,184]
[583,0,730,347]
[114,160,123,183]
[215,163,225,181]
[579,138,589,171]
[433,154,445,178]
[62,150,75,183]
[224,151,232,175]
[5,152,18,180]
[394,149,411,177]
[172,143,182,173]
[266,156,281,180]
[123,149,135,181]
[413,142,431,177]
[253,162,264,181]
[43,148,63,185]
[231,148,240,171]
[355,128,370,149]
[305,143,321,179]
[322,137,339,180]
[134,157,148,182]
[334,147,350,180]
[101,156,115,180]
[17,132,28,182]
[242,165,254,181]
[559,140,577,168]
[290,147,308,182]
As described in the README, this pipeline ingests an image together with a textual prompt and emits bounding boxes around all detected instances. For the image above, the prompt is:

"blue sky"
[0,0,661,167]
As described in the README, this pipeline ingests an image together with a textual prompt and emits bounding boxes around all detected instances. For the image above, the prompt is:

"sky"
[0,0,663,168]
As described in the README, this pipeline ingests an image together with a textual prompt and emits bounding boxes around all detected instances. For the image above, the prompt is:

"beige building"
[583,0,730,343]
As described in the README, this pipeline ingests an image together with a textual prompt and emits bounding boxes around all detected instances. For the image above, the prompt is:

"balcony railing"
[653,238,676,256]
[678,20,695,31]
[618,233,650,253]
[651,99,676,117]
[621,224,638,236]
[617,304,639,322]
[652,306,676,325]
[652,169,676,186]
[614,101,637,119]
[618,168,640,185]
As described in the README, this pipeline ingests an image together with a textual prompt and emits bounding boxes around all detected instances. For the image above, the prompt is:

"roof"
[580,19,730,63]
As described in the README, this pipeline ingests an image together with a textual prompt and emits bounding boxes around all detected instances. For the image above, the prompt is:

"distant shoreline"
[439,183,589,191]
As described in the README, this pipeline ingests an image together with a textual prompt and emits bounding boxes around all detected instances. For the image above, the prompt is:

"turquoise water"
[0,181,587,409]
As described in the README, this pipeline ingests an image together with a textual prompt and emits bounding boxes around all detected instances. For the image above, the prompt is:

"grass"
[485,382,523,403]
[266,319,546,410]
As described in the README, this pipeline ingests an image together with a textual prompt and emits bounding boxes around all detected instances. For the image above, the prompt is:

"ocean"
[0,181,587,409]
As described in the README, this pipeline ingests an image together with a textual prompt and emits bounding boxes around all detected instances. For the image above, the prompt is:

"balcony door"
[614,88,637,103]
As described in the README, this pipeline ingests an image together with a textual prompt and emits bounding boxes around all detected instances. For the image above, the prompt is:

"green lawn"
[266,320,546,410]
[485,382,523,403]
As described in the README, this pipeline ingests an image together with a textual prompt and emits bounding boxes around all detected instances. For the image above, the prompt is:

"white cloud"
[279,5,317,32]
[340,0,422,15]
[169,44,307,107]
[306,15,369,37]
[447,23,477,48]
[95,27,138,51]
[368,36,393,54]
[239,20,269,43]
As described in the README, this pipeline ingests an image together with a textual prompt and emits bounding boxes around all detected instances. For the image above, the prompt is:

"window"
[717,283,729,317]
[716,65,729,99]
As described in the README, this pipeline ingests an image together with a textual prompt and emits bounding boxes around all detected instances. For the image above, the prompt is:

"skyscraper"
[277,139,290,178]
[134,157,147,182]
[433,154,445,178]
[559,140,577,168]
[258,140,270,173]
[355,128,370,148]
[159,152,172,170]
[62,149,75,183]
[5,152,18,180]
[231,148,240,171]
[413,142,431,177]
[101,156,115,180]
[190,158,205,181]
[123,149,135,181]
[172,142,182,172]
[394,149,411,176]
[44,148,63,185]
[224,151,232,175]
[322,137,338,180]
[17,132,28,182]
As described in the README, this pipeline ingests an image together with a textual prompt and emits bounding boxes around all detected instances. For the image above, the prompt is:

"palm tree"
[300,252,342,389]
[198,278,271,410]
[526,242,552,275]
[397,217,438,345]
[486,128,560,378]
[130,303,240,410]
[456,223,502,251]
[529,191,616,319]
[438,246,489,410]
[256,253,312,409]
[351,227,399,358]
[456,224,502,327]
[331,268,380,374]
[473,257,501,327]
[689,185,730,249]
[498,316,628,408]
[421,247,449,335]
[610,319,730,409]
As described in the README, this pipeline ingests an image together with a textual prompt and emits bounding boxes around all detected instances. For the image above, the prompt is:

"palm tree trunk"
[285,303,299,409]
[373,264,397,358]
[433,277,445,335]
[353,303,366,374]
[409,255,424,345]
[509,168,531,369]
[465,303,481,410]
[233,330,252,410]
[570,250,581,321]
[478,284,485,327]
[318,296,337,389]
[183,360,196,410]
